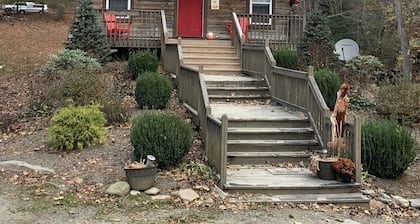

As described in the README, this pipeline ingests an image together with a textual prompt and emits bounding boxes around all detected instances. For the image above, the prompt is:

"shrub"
[314,69,341,110]
[376,81,420,123]
[362,119,416,178]
[41,49,101,77]
[130,111,193,168]
[48,104,106,151]
[342,55,384,87]
[48,67,106,107]
[348,92,374,111]
[134,72,172,109]
[298,12,336,70]
[65,0,110,63]
[128,50,159,80]
[101,79,131,124]
[272,47,298,69]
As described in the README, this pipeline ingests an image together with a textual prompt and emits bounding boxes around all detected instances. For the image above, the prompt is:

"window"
[106,0,131,10]
[249,0,272,24]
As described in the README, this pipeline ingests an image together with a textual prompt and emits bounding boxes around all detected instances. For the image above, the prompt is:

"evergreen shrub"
[65,0,110,63]
[41,49,101,77]
[128,50,159,80]
[362,119,416,178]
[130,111,193,168]
[134,71,172,109]
[272,47,298,69]
[314,69,341,110]
[48,104,106,151]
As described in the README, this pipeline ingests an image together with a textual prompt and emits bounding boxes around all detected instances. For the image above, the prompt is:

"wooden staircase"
[179,39,369,206]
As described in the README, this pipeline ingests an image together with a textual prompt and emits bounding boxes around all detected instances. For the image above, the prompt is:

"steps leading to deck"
[180,40,241,75]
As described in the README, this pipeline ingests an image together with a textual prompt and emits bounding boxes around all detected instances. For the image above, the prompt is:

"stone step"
[228,127,315,140]
[207,86,268,96]
[227,151,314,165]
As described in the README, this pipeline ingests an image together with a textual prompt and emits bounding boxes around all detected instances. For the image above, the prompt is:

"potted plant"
[309,155,337,180]
[124,155,158,190]
[331,157,355,183]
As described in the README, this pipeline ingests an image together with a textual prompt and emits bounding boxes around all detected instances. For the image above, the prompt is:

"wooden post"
[308,65,314,76]
[354,116,362,183]
[199,65,204,74]
[220,115,228,188]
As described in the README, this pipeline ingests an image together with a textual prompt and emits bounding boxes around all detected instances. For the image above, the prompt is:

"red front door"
[177,0,203,37]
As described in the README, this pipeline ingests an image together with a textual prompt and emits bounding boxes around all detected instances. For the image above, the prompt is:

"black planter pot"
[341,174,352,183]
[317,160,337,180]
[125,166,158,190]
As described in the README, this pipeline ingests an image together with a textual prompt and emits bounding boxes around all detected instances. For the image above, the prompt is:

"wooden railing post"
[220,115,228,187]
[354,117,362,183]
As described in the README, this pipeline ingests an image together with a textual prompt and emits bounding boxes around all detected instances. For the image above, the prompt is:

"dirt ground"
[0,11,419,224]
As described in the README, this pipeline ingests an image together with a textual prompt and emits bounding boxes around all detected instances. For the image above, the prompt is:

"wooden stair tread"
[208,86,268,90]
[227,151,313,157]
[228,139,317,144]
[228,127,313,133]
[226,193,369,205]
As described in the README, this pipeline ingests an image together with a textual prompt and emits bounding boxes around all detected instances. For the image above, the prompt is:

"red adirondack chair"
[103,12,132,37]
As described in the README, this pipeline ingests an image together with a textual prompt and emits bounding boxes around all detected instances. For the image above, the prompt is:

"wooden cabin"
[93,0,305,48]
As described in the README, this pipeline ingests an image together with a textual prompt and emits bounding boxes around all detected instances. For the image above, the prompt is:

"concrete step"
[227,139,319,153]
[207,86,268,96]
[228,127,315,140]
[227,151,314,164]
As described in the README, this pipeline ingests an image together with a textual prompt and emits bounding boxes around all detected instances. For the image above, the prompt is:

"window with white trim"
[249,0,272,24]
[106,0,131,10]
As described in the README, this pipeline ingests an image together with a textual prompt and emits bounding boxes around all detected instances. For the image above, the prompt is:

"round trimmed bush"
[314,69,341,110]
[128,50,159,80]
[272,47,298,70]
[130,111,193,168]
[135,71,172,109]
[362,119,416,178]
[48,104,106,151]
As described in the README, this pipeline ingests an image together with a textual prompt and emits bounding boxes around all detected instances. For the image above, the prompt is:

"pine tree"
[65,0,110,63]
[297,12,336,70]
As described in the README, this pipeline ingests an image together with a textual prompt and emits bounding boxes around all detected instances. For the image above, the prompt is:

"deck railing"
[96,10,163,48]
[177,56,227,187]
[236,13,305,49]
[240,43,362,182]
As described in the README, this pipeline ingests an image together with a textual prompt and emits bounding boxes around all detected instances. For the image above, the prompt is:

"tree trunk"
[392,0,412,80]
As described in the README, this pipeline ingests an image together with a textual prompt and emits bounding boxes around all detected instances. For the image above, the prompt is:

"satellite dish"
[334,39,359,62]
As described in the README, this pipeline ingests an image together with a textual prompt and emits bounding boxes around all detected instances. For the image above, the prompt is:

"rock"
[0,160,55,173]
[130,190,141,196]
[151,195,171,200]
[194,185,210,192]
[391,195,410,208]
[409,199,420,208]
[106,181,130,197]
[378,193,392,204]
[145,187,160,195]
[179,188,199,202]
[213,184,228,199]
[361,189,375,196]
[204,197,214,205]
[370,200,386,210]
[343,219,361,224]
